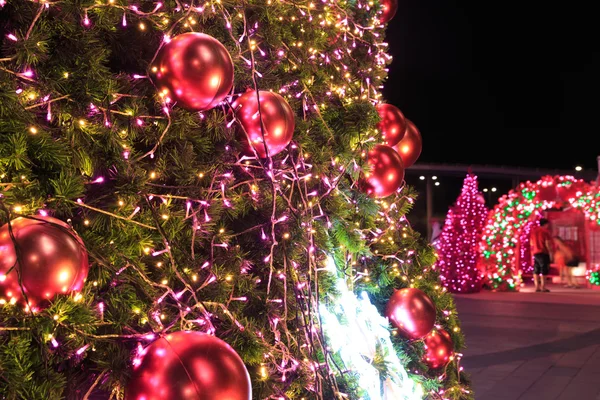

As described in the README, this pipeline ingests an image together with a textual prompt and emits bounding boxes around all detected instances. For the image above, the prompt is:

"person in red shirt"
[530,218,553,292]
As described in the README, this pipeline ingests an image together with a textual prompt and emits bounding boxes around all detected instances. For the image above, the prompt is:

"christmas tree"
[436,173,488,293]
[0,1,471,399]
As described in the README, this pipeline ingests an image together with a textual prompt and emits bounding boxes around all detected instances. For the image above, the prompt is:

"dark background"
[382,1,600,236]
[383,0,600,170]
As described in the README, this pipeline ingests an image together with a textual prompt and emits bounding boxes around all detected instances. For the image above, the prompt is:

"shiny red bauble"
[126,331,251,400]
[0,216,89,309]
[379,0,398,24]
[386,288,436,340]
[233,90,295,158]
[360,144,405,198]
[423,328,454,369]
[395,119,422,168]
[152,33,234,111]
[376,104,407,146]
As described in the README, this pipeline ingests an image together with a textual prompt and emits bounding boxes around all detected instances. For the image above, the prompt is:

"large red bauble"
[423,328,454,369]
[233,90,295,158]
[0,216,89,309]
[395,119,422,168]
[385,288,436,340]
[126,331,251,400]
[379,0,398,24]
[360,144,405,198]
[376,104,407,146]
[152,32,234,111]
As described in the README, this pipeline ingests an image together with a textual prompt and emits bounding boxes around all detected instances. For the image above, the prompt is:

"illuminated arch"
[477,175,600,291]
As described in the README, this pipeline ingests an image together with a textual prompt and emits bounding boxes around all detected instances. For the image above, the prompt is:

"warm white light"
[431,176,437,180]
[483,188,488,192]
[491,187,497,192]
[320,257,423,400]
[434,181,440,186]
[575,166,583,171]
[419,176,425,180]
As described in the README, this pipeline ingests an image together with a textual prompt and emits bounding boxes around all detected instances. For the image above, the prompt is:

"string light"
[0,0,470,397]
[435,173,487,293]
[480,175,599,290]
[320,257,423,400]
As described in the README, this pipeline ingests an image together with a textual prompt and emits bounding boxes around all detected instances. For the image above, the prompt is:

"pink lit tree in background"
[436,173,488,293]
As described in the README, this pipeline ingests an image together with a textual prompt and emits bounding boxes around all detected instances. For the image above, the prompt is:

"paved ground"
[454,283,600,400]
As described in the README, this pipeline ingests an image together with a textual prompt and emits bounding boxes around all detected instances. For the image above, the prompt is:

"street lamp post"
[426,176,433,241]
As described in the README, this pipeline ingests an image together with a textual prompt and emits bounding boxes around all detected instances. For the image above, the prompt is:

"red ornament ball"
[395,119,422,168]
[376,104,407,146]
[126,331,251,400]
[0,216,89,309]
[152,32,234,111]
[360,144,405,198]
[386,288,436,340]
[233,90,295,158]
[379,0,398,24]
[423,328,454,369]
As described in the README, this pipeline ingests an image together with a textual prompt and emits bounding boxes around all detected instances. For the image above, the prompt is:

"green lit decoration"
[478,175,598,291]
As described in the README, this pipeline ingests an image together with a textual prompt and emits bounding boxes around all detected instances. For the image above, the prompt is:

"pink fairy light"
[6,33,17,41]
[22,70,33,78]
[76,345,90,355]
[51,338,59,348]
[92,177,104,184]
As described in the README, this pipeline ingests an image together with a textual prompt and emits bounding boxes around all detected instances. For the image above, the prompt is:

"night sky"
[383,0,600,171]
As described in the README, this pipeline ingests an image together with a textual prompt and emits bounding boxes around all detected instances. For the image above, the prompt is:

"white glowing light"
[319,257,423,400]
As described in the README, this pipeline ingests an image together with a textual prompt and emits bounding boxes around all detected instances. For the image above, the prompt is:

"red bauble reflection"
[126,331,251,400]
[423,328,454,369]
[385,288,436,340]
[152,33,234,111]
[379,0,398,24]
[0,216,89,309]
[395,119,422,168]
[376,104,407,146]
[360,144,405,198]
[233,90,295,158]
[557,179,589,204]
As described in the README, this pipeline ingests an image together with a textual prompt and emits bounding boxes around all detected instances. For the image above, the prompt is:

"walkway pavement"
[454,284,600,400]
